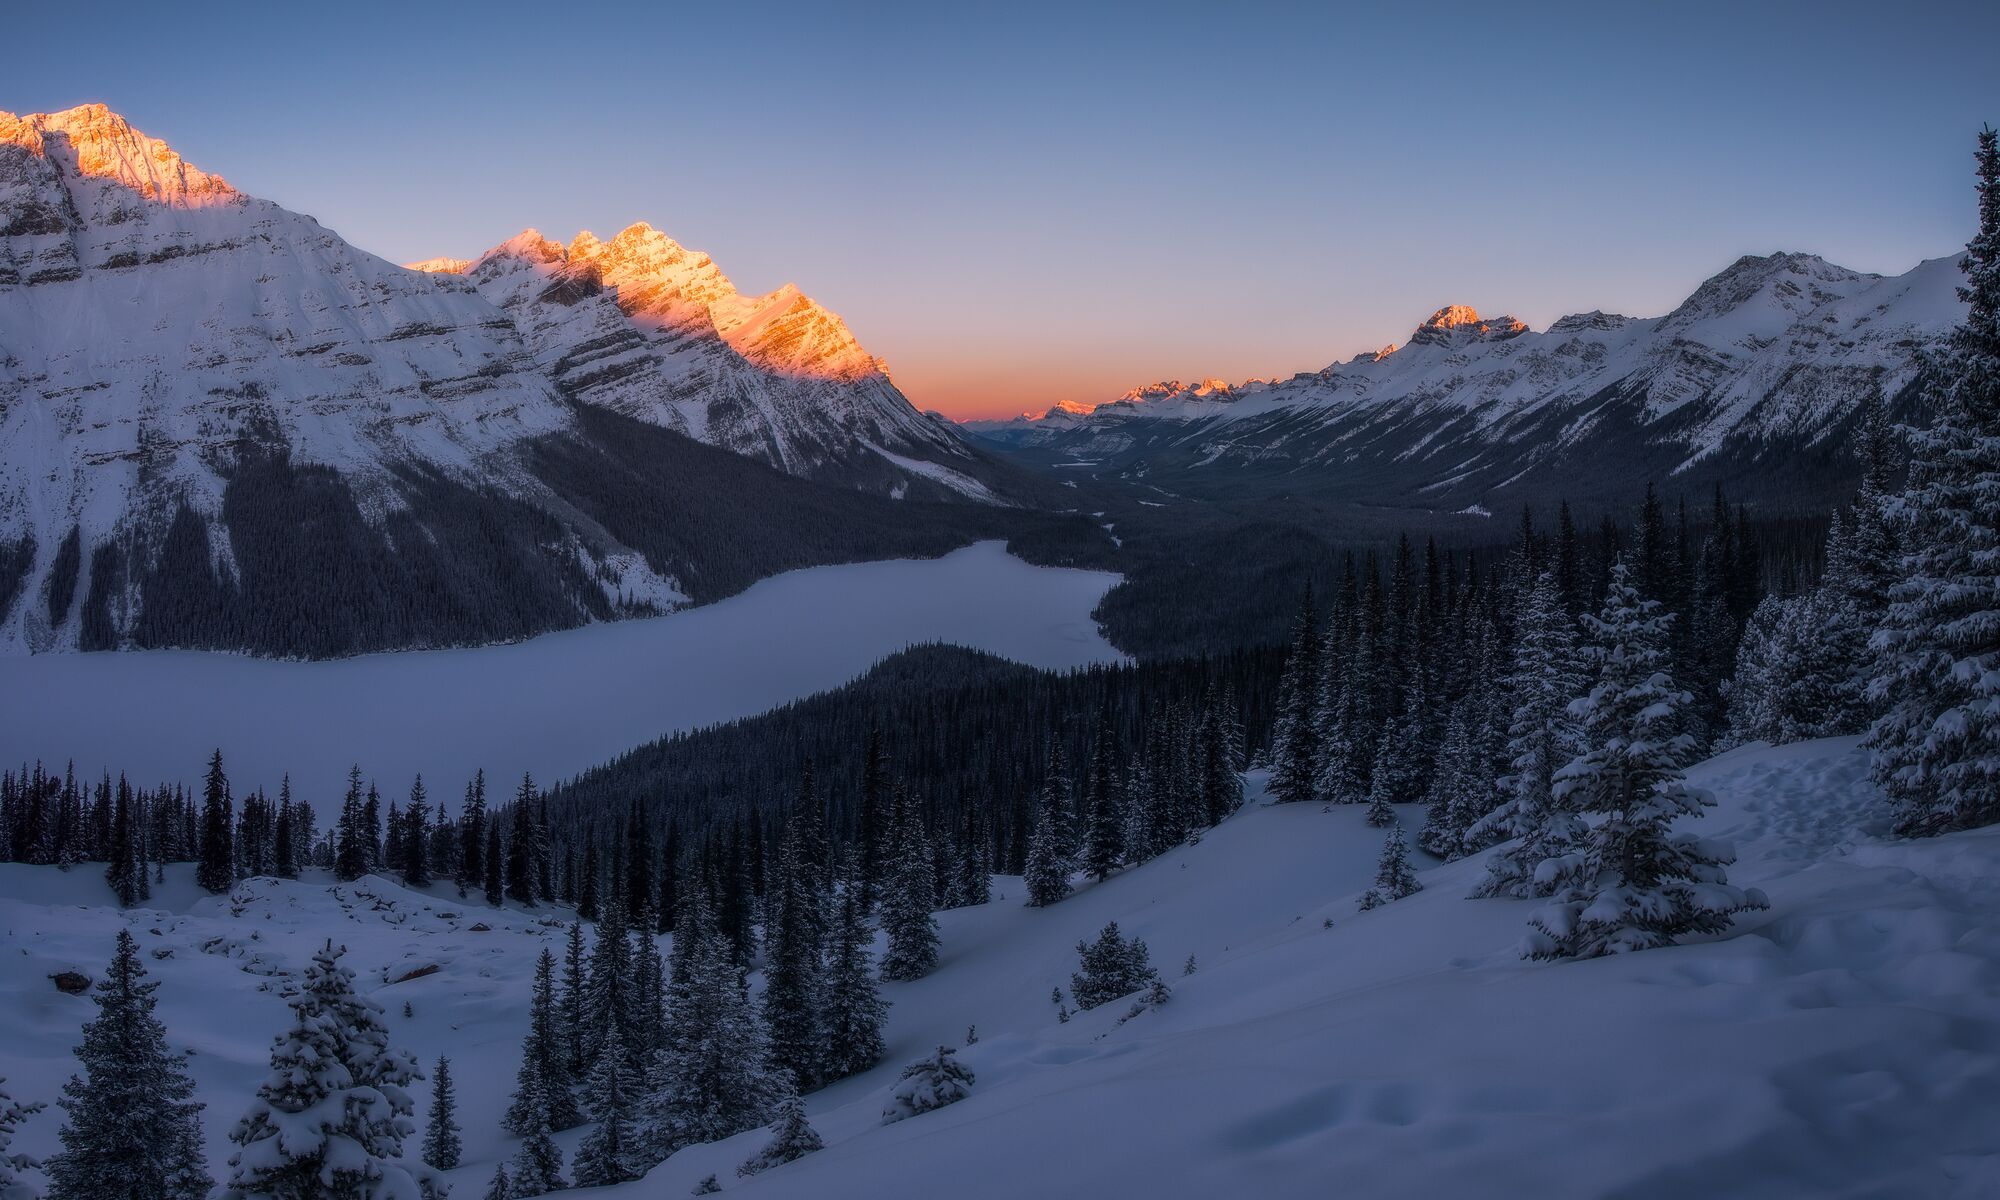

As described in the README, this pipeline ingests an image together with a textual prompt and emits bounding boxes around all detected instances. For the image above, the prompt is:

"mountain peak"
[403,256,469,275]
[1662,251,1868,333]
[1408,305,1527,348]
[0,103,236,208]
[484,228,567,266]
[1424,304,1485,330]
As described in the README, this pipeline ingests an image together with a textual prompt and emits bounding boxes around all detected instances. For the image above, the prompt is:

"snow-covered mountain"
[0,105,1020,657]
[967,252,1965,509]
[408,224,994,495]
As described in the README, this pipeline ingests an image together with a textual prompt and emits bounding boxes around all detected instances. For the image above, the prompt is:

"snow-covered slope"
[1,739,1993,1197]
[968,253,1965,509]
[0,105,1019,657]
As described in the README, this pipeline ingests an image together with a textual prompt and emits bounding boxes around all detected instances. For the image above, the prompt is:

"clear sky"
[8,0,1998,418]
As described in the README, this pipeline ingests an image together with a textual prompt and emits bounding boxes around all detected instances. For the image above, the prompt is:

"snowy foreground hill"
[2,738,1995,1198]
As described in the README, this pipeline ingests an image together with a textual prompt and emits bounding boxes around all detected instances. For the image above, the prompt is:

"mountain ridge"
[964,249,1963,510]
[0,104,1049,657]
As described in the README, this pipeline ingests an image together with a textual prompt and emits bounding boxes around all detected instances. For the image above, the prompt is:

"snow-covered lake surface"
[0,541,1123,791]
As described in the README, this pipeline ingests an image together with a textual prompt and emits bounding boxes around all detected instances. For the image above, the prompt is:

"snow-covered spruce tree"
[456,772,486,899]
[1469,570,1588,898]
[1830,386,1903,700]
[483,820,504,906]
[482,1165,510,1200]
[401,776,431,889]
[196,748,234,894]
[422,1055,461,1172]
[819,876,889,1081]
[1314,652,1369,807]
[1118,752,1155,866]
[1069,921,1157,1010]
[1813,511,1888,734]
[1721,593,1784,748]
[881,1045,975,1126]
[334,765,370,883]
[761,813,827,1090]
[45,930,207,1200]
[1022,744,1076,906]
[644,913,786,1159]
[505,778,539,907]
[1871,131,2000,836]
[505,948,582,1135]
[223,941,432,1199]
[1361,721,1401,827]
[1456,618,1517,856]
[1368,675,1433,815]
[1767,589,1867,743]
[1358,819,1421,911]
[627,905,668,1066]
[736,1095,823,1178]
[571,1029,644,1188]
[504,1075,566,1198]
[1197,684,1245,825]
[1268,587,1323,804]
[583,896,634,1073]
[1417,693,1483,858]
[878,789,940,981]
[105,777,144,907]
[1523,559,1768,960]
[1082,711,1124,881]
[272,790,297,881]
[560,921,589,1080]
[0,1077,44,1200]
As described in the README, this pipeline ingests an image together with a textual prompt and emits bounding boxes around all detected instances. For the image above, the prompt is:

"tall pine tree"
[1869,126,2000,838]
[1524,560,1767,959]
[195,749,233,894]
[46,930,208,1200]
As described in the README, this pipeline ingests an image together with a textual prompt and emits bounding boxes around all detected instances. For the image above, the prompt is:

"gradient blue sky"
[9,0,1998,417]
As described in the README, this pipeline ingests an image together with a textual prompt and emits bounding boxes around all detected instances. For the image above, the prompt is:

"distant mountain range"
[963,251,1963,512]
[0,105,1036,656]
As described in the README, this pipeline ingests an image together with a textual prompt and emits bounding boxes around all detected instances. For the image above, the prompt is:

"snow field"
[0,738,1995,1197]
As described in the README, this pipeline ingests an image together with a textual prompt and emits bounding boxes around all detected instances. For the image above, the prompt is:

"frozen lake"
[0,542,1123,795]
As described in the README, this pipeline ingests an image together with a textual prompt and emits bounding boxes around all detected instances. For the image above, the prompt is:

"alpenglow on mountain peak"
[410,219,887,385]
[0,103,238,211]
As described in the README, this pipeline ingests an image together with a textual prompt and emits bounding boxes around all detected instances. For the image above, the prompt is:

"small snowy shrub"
[738,1096,823,1177]
[1070,922,1157,1010]
[881,1045,975,1125]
